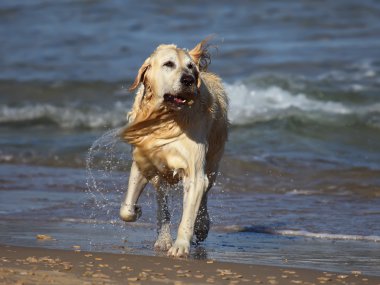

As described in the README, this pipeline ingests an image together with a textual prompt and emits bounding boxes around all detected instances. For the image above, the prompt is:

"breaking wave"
[226,83,380,127]
[0,102,128,129]
[1,83,380,129]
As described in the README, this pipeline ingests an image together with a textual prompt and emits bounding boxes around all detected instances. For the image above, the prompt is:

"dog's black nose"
[180,74,195,86]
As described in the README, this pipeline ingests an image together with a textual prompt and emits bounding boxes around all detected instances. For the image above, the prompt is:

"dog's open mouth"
[164,94,194,108]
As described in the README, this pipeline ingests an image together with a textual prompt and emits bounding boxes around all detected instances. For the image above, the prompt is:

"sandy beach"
[1,244,379,285]
[1,1,380,284]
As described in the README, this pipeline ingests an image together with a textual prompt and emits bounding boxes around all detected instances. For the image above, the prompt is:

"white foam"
[276,230,380,242]
[226,83,352,125]
[1,83,379,128]
[0,102,128,129]
[218,225,380,242]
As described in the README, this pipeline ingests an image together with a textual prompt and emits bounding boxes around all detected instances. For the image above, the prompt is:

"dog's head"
[129,38,211,111]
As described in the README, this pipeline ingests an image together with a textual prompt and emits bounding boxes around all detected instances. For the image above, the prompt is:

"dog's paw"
[154,224,172,251]
[167,239,190,258]
[154,236,173,251]
[119,204,141,222]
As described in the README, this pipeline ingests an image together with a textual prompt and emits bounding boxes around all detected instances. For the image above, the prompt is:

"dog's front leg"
[120,161,147,222]
[167,174,208,257]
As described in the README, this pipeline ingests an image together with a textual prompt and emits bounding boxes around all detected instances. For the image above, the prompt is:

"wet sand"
[0,244,379,285]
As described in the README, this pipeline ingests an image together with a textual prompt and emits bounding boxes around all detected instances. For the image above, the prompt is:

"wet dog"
[120,38,228,257]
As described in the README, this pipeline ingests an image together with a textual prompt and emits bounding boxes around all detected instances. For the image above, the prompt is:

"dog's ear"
[189,36,213,71]
[129,57,151,91]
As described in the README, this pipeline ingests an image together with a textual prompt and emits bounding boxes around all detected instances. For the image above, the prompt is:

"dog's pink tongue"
[174,97,186,104]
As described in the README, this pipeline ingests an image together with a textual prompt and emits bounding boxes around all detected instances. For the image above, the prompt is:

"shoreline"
[1,244,379,285]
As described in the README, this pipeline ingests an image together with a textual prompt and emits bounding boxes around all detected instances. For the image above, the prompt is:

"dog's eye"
[163,61,175,68]
[187,63,194,69]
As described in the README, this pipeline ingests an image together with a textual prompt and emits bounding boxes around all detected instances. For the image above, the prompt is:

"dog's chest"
[133,139,189,183]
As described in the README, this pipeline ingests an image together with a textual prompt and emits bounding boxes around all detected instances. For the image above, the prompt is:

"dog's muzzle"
[180,74,195,87]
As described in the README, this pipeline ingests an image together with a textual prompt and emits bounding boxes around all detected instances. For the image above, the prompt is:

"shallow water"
[1,0,380,276]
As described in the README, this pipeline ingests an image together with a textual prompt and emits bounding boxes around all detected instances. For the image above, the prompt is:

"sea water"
[1,0,380,276]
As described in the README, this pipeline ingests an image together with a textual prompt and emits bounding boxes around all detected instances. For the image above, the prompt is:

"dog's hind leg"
[120,161,147,222]
[194,195,210,243]
[194,172,216,243]
[154,181,173,251]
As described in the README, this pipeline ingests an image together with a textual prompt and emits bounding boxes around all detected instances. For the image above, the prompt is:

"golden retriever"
[119,38,228,257]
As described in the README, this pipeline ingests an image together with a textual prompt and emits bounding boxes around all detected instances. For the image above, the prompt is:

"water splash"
[85,128,157,230]
[84,127,161,252]
[85,128,131,224]
[84,128,229,247]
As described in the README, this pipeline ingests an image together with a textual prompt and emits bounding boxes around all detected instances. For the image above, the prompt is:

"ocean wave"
[0,102,128,129]
[219,225,380,242]
[276,230,380,242]
[226,83,380,127]
[1,83,380,129]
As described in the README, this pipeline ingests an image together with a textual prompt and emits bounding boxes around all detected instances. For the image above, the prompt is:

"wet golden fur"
[120,38,228,257]
[123,71,228,182]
